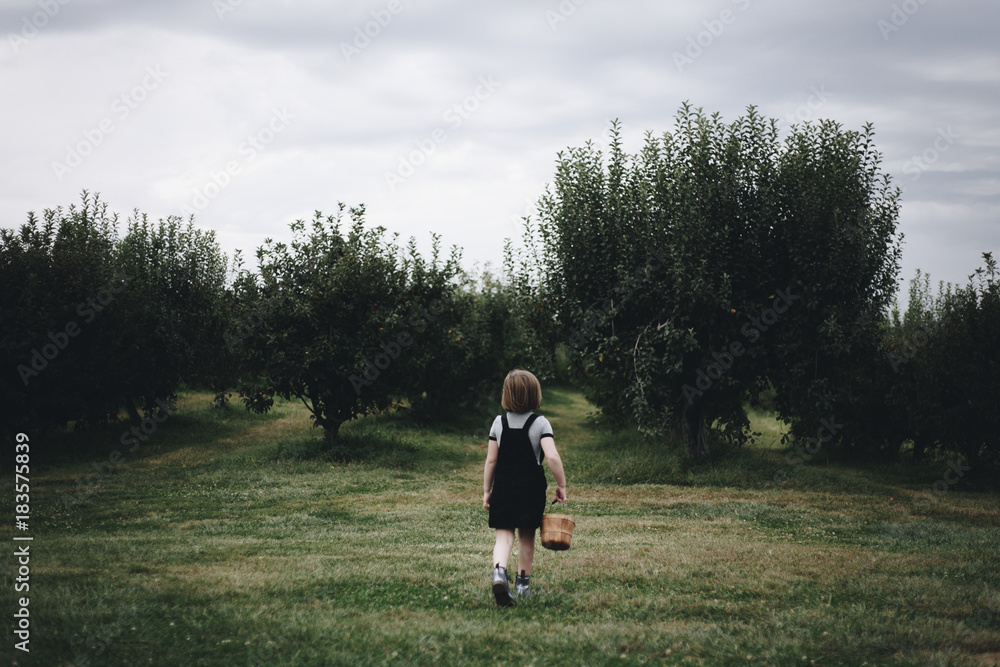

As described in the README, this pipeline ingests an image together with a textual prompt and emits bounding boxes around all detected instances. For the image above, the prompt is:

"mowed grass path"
[4,387,999,666]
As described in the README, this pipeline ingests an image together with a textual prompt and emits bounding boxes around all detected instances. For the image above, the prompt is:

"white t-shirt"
[488,412,554,465]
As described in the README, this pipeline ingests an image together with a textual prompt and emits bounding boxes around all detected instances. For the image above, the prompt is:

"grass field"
[4,386,999,666]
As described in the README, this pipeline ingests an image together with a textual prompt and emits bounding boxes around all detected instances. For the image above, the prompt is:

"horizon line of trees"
[0,192,549,446]
[2,106,996,474]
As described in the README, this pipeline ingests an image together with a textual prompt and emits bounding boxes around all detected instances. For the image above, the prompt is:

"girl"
[483,369,567,606]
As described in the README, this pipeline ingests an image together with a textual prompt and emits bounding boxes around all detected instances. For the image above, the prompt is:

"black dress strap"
[499,413,543,463]
[524,413,542,464]
[501,413,538,432]
[523,413,539,431]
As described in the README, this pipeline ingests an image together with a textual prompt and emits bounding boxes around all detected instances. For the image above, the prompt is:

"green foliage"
[500,230,561,384]
[113,208,229,415]
[0,192,228,437]
[1,192,120,433]
[394,238,561,421]
[877,254,1000,469]
[532,104,903,459]
[19,385,1000,665]
[765,111,902,457]
[923,253,1000,468]
[386,246,504,420]
[241,205,464,439]
[404,273,508,419]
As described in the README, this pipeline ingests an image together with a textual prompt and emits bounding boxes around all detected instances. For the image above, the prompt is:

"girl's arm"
[483,439,499,509]
[540,436,567,503]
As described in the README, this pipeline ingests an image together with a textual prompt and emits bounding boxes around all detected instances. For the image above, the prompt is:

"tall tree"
[534,104,902,458]
[242,205,461,440]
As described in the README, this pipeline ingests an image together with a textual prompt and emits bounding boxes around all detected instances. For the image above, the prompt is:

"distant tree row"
[223,204,543,440]
[864,256,999,467]
[0,195,543,445]
[1,192,227,436]
[3,104,996,475]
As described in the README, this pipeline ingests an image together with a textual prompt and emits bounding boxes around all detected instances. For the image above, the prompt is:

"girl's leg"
[516,528,536,575]
[493,529,515,568]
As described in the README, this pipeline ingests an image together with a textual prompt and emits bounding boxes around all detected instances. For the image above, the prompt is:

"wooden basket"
[541,507,575,551]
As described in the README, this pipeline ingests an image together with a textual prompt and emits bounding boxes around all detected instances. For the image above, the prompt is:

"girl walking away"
[483,369,567,607]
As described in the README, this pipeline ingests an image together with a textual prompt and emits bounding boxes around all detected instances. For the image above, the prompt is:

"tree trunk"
[681,402,710,459]
[322,420,343,443]
[124,395,142,424]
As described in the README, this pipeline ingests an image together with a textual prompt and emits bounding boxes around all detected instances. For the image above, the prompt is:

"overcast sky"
[2,0,997,295]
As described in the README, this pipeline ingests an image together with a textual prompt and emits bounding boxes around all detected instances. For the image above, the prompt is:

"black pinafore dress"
[488,413,547,531]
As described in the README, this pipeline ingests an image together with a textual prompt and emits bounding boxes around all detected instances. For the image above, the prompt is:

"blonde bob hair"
[501,369,542,413]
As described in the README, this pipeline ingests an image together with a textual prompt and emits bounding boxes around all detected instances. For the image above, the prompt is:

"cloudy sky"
[2,0,997,294]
